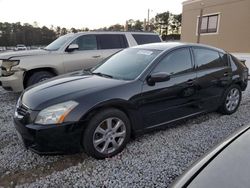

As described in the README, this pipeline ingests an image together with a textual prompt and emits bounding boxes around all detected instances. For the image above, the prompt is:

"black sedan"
[14,42,248,159]
[171,125,250,188]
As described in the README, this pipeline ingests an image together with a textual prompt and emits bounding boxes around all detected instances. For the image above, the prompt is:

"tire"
[26,71,54,87]
[83,108,131,159]
[218,84,242,115]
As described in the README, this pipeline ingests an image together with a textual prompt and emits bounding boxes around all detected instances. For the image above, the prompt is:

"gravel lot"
[1,84,250,188]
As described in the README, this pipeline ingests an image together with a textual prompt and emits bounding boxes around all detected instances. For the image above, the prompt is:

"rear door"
[139,47,200,128]
[192,47,232,111]
[96,34,128,61]
[63,34,101,72]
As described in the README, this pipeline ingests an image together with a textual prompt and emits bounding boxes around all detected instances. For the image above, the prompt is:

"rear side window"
[153,48,193,76]
[193,48,225,70]
[132,34,161,45]
[97,34,128,49]
[220,53,229,66]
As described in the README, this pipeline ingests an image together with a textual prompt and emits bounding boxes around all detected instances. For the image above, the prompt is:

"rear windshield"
[132,34,161,45]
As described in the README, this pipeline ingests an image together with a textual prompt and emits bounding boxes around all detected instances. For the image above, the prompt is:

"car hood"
[181,126,250,188]
[0,49,51,60]
[21,71,127,110]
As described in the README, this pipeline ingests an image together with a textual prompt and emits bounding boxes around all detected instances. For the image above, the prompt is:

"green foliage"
[154,12,182,37]
[0,11,182,46]
[108,24,124,31]
[0,22,57,46]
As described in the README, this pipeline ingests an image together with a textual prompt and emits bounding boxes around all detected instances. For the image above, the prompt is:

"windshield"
[92,48,162,80]
[44,34,74,51]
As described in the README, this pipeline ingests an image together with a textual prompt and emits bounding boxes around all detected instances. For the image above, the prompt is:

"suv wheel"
[26,71,54,87]
[83,108,131,159]
[219,85,242,115]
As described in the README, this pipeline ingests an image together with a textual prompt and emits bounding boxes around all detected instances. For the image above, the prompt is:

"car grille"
[16,104,29,117]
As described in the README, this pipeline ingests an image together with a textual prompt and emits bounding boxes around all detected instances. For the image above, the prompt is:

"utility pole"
[148,9,150,26]
[197,2,205,43]
[143,19,147,31]
[125,21,128,31]
[147,9,153,31]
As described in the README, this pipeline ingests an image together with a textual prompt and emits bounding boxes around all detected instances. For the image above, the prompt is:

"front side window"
[198,14,219,34]
[153,48,193,76]
[193,48,224,70]
[97,34,128,49]
[71,35,97,51]
[92,48,162,80]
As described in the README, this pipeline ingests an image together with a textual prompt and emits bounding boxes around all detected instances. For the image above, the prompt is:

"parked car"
[171,125,250,188]
[0,31,162,92]
[15,44,27,51]
[14,42,248,159]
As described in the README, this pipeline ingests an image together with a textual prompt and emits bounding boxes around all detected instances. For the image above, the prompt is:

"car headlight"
[35,101,79,125]
[1,60,19,76]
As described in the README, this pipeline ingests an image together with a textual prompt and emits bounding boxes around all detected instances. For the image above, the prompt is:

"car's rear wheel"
[219,85,242,115]
[83,108,131,159]
[26,71,54,87]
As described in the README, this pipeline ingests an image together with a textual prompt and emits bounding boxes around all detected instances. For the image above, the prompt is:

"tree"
[60,27,68,35]
[108,24,124,31]
[70,27,78,33]
[126,19,143,31]
[169,13,182,34]
[155,11,170,36]
[133,20,143,31]
[126,19,134,31]
[56,26,61,37]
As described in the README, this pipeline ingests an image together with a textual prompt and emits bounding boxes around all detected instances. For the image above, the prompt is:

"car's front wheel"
[26,71,54,88]
[83,108,131,159]
[219,85,242,115]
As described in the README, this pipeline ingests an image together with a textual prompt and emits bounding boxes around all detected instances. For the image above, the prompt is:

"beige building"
[181,0,250,56]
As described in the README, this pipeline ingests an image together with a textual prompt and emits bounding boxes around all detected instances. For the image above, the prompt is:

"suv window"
[153,48,192,75]
[193,48,225,70]
[72,35,97,50]
[97,34,128,49]
[132,34,161,45]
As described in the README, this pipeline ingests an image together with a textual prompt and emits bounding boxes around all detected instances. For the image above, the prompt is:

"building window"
[198,14,219,34]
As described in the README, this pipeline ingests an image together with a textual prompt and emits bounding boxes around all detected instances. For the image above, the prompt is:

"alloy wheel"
[93,117,126,154]
[225,88,240,112]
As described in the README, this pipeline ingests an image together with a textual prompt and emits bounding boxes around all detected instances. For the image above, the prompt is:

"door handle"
[92,55,101,58]
[186,79,194,86]
[224,72,229,77]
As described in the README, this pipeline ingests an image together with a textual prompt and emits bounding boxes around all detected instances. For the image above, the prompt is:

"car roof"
[65,31,159,37]
[132,42,226,53]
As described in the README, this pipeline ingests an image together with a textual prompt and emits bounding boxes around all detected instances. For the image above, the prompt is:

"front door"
[139,48,200,128]
[63,34,102,73]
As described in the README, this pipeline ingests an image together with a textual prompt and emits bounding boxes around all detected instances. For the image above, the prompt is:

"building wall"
[181,0,250,53]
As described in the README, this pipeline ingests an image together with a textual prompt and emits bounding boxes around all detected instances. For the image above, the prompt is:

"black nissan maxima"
[14,42,248,159]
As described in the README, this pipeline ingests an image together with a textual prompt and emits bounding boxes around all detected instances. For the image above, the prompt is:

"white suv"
[0,31,161,92]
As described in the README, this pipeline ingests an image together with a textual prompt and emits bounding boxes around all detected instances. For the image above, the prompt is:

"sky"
[0,0,185,29]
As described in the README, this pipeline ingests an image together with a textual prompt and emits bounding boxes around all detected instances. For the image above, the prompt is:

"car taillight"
[243,69,249,81]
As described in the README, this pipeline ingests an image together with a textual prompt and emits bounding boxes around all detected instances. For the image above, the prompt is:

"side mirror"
[240,59,246,65]
[66,44,79,52]
[147,72,170,86]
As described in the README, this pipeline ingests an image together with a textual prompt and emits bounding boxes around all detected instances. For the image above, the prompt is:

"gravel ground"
[0,84,250,188]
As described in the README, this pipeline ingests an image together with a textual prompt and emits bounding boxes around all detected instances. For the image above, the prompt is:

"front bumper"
[0,71,24,92]
[14,118,84,154]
